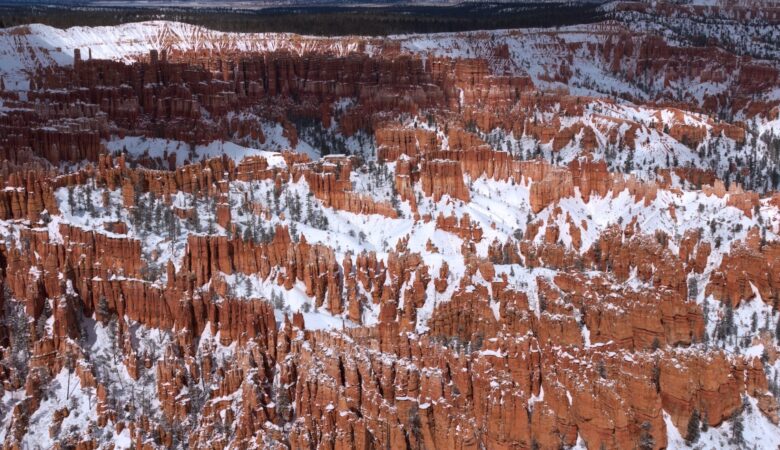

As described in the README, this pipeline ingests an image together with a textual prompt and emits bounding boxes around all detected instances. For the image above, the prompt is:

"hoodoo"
[0,1,779,448]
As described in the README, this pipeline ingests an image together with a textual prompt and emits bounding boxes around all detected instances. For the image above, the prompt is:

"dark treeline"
[0,2,606,35]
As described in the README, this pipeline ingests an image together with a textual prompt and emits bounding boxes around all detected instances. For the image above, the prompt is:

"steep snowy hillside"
[0,4,779,449]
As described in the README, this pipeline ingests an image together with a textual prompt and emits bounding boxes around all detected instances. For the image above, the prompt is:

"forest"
[0,2,606,35]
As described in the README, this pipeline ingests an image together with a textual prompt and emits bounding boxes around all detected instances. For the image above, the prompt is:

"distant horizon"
[0,0,607,6]
[0,0,606,34]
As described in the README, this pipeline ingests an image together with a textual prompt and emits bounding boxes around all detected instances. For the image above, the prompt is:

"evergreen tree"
[597,361,607,379]
[67,186,76,213]
[776,316,780,345]
[96,296,110,324]
[106,316,120,364]
[35,298,52,339]
[686,409,701,444]
[624,148,634,173]
[638,422,654,450]
[687,276,698,300]
[190,201,201,233]
[84,183,95,216]
[731,409,744,445]
[243,277,252,298]
[5,298,31,380]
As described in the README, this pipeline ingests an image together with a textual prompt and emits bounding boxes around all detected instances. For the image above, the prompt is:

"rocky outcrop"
[293,155,398,218]
[419,159,470,202]
[435,212,483,242]
[707,229,780,307]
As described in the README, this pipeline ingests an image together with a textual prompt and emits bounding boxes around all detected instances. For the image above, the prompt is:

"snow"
[478,349,505,358]
[106,136,289,167]
[45,132,780,337]
[21,368,96,449]
[221,272,351,331]
[664,397,780,450]
[104,115,329,167]
[2,18,772,116]
[3,18,777,189]
[0,21,366,93]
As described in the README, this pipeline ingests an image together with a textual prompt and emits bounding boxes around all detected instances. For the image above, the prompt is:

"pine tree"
[35,298,52,339]
[776,316,780,345]
[408,403,423,445]
[624,148,634,173]
[104,314,121,365]
[153,200,163,232]
[687,276,698,300]
[305,196,315,225]
[5,298,31,380]
[64,352,76,401]
[686,409,701,444]
[718,303,736,342]
[293,192,302,221]
[67,186,76,213]
[598,361,607,379]
[638,422,654,450]
[271,290,284,309]
[96,296,110,324]
[275,388,291,423]
[243,277,252,298]
[731,409,744,445]
[190,201,201,233]
[290,222,298,242]
[84,183,95,216]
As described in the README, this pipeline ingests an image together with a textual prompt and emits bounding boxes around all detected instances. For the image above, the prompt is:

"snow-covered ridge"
[0,19,662,93]
[4,17,776,118]
[0,20,369,91]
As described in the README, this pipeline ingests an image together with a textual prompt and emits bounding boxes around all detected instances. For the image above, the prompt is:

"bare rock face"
[707,231,780,307]
[419,159,470,202]
[294,156,398,217]
[435,212,483,242]
[529,165,575,213]
[376,126,439,161]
